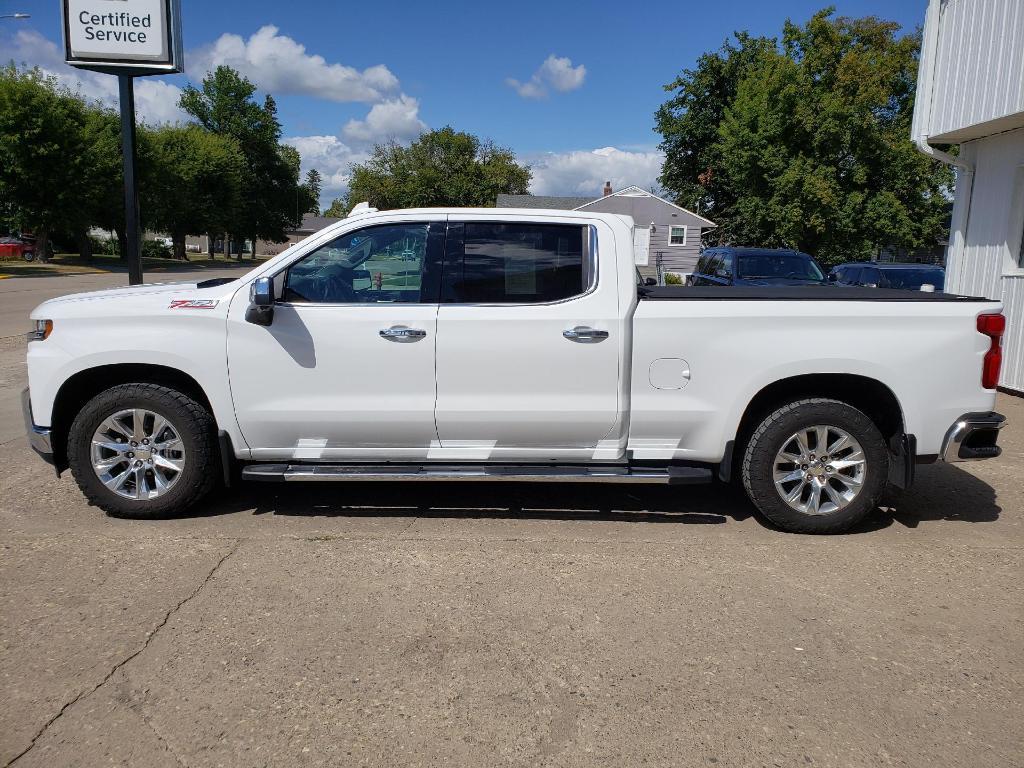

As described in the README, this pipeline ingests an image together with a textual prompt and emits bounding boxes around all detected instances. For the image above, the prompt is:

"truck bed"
[640,286,996,302]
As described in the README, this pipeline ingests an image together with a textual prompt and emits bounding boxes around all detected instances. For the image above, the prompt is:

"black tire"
[67,383,218,519]
[741,398,888,534]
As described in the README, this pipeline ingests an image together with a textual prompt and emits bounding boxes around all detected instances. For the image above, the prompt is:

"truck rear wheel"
[741,398,888,534]
[67,383,218,519]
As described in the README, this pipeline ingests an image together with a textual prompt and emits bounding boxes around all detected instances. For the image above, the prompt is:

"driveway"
[1,272,1021,768]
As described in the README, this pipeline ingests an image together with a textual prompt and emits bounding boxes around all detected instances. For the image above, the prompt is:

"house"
[912,0,1024,392]
[497,183,717,282]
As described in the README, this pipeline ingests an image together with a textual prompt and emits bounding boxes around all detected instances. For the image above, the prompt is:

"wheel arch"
[49,363,216,472]
[724,373,908,484]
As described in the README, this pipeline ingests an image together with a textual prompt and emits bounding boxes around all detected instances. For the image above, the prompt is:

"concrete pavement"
[0,271,1021,768]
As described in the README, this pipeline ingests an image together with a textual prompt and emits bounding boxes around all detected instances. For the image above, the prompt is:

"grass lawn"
[0,252,270,279]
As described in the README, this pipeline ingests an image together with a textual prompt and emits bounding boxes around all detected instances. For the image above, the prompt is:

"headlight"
[27,319,53,342]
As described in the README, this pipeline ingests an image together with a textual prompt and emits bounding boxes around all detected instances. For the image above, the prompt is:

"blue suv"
[690,247,827,286]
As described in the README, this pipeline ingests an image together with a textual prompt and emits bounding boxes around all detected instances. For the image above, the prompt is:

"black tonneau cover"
[640,286,995,302]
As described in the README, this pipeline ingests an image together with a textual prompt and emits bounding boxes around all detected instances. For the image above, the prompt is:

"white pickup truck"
[23,207,1008,533]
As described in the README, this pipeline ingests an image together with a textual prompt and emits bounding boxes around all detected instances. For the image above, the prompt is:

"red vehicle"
[0,235,38,262]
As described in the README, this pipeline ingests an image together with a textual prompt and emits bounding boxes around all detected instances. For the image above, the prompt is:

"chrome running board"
[241,463,712,485]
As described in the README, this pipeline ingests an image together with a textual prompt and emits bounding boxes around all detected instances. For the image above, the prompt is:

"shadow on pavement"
[200,479,756,527]
[188,461,1001,533]
[868,461,1001,529]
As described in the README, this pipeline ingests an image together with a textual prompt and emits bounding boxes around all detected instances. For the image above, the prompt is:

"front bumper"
[940,412,1006,462]
[21,387,55,465]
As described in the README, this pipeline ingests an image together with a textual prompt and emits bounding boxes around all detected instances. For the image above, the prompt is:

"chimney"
[602,181,613,197]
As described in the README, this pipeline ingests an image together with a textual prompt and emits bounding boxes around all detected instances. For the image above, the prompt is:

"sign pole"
[118,75,143,286]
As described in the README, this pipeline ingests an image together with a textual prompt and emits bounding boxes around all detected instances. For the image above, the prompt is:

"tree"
[179,66,303,258]
[324,197,347,218]
[302,169,322,216]
[78,105,126,259]
[0,66,96,258]
[655,32,776,219]
[343,127,531,213]
[143,124,245,259]
[655,9,953,265]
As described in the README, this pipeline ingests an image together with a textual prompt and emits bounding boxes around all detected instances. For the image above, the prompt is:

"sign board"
[63,0,183,74]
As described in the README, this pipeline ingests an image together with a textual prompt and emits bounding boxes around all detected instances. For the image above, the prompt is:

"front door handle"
[563,326,609,342]
[380,326,427,341]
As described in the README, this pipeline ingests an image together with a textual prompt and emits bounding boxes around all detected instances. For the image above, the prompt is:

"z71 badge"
[169,299,219,310]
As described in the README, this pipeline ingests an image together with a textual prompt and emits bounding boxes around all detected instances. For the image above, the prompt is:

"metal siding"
[929,0,1024,138]
[944,129,1024,391]
[1003,276,1024,390]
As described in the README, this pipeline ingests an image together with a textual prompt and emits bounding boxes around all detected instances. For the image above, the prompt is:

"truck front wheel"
[67,383,219,519]
[741,398,888,534]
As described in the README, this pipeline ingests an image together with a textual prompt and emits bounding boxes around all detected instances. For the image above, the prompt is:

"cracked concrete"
[5,542,239,766]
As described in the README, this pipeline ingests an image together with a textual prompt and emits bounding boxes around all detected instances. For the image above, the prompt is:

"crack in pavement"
[4,539,242,767]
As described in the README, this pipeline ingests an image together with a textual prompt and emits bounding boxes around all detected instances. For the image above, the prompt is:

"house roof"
[496,194,595,209]
[293,215,342,233]
[496,186,716,228]
[574,186,716,228]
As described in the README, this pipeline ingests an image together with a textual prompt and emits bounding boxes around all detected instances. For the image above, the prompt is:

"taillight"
[977,313,1005,389]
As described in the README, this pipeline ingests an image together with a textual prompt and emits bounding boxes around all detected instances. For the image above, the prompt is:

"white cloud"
[342,94,427,143]
[282,134,367,207]
[507,54,586,99]
[3,29,187,124]
[189,25,398,103]
[286,93,429,209]
[527,146,665,197]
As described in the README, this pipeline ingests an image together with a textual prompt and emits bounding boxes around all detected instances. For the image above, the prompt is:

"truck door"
[432,219,621,461]
[227,217,445,460]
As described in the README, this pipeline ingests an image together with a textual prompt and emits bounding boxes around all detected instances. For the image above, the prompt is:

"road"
[1,271,1021,767]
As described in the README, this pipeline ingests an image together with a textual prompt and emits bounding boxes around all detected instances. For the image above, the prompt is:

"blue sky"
[3,0,929,205]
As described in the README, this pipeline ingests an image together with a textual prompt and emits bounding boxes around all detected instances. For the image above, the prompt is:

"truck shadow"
[201,462,999,532]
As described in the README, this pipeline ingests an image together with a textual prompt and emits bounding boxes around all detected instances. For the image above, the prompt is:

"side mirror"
[827,273,837,282]
[644,277,657,286]
[246,276,275,326]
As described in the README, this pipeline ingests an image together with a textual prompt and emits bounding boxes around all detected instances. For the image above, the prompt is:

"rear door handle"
[380,326,427,341]
[563,326,609,342]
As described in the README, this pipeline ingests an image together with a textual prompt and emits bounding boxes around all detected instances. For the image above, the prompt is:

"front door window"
[284,224,430,304]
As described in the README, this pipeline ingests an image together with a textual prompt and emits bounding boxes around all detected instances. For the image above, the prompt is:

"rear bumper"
[21,387,55,465]
[939,412,1006,462]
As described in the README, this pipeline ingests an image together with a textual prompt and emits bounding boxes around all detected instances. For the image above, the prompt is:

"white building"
[912,0,1024,392]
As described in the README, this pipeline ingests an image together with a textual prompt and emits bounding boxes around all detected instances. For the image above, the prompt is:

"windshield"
[879,268,944,290]
[737,253,824,281]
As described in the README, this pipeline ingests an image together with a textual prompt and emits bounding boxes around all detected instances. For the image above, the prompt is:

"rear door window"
[443,222,588,304]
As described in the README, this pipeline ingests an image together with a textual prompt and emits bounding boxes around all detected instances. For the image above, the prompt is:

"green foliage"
[655,8,953,265]
[141,239,172,259]
[323,197,347,218]
[0,66,95,252]
[664,272,683,285]
[302,169,322,216]
[179,67,304,246]
[346,127,531,212]
[90,235,120,256]
[142,123,244,257]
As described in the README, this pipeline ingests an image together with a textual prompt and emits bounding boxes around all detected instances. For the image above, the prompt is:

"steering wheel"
[320,272,357,303]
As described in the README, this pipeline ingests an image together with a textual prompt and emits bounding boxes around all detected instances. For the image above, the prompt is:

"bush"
[90,235,119,256]
[664,272,683,285]
[141,239,172,259]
